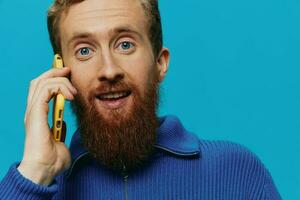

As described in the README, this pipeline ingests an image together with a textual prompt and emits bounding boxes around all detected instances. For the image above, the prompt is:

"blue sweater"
[0,115,281,200]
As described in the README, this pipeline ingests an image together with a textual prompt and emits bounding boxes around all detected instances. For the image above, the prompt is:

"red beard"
[71,73,159,173]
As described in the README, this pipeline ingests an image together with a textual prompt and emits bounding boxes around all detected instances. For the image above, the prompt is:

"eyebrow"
[67,25,143,46]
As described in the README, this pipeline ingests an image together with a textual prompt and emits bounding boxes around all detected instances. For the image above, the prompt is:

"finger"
[30,78,77,106]
[32,77,77,98]
[25,68,72,123]
[27,83,76,122]
[28,68,71,105]
[53,77,77,94]
[39,67,71,80]
[39,83,75,104]
[27,78,77,117]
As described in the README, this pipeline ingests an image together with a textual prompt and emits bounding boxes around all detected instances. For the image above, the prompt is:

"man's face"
[58,0,169,172]
[60,0,159,120]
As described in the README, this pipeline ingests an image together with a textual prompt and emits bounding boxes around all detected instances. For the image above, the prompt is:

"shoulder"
[199,139,260,163]
[197,139,282,199]
[198,139,269,178]
[199,139,273,182]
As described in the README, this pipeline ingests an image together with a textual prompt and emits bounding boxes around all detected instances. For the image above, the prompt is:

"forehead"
[60,0,148,40]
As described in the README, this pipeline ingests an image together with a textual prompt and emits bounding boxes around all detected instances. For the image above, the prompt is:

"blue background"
[0,0,299,199]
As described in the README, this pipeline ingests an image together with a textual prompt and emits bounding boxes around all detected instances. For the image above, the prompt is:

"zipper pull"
[122,165,129,200]
[122,165,129,181]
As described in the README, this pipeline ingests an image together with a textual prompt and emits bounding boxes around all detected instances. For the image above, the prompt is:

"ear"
[156,48,170,82]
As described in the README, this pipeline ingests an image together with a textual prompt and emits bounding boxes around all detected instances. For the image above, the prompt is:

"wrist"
[17,161,56,186]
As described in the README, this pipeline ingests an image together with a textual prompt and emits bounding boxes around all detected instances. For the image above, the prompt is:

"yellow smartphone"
[52,54,65,142]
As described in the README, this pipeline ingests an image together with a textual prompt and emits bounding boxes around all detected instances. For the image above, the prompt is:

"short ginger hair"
[47,0,163,58]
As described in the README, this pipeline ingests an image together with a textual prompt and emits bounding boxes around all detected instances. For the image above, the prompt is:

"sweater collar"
[66,115,201,177]
[154,115,201,156]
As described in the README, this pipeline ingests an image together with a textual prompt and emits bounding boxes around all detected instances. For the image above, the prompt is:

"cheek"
[68,56,98,85]
[117,47,154,75]
[126,66,155,98]
[70,67,94,98]
[119,56,155,93]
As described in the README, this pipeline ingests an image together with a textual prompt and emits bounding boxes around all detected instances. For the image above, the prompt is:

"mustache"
[88,80,135,101]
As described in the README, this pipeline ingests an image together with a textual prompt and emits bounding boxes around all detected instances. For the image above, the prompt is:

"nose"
[97,51,124,83]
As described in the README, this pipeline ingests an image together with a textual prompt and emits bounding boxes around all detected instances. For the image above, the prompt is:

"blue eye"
[120,42,133,50]
[80,47,90,56]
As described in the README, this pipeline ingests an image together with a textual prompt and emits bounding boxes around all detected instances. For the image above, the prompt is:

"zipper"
[122,165,129,200]
[66,152,89,178]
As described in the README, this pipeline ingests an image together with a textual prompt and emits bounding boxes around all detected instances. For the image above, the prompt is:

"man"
[0,0,281,199]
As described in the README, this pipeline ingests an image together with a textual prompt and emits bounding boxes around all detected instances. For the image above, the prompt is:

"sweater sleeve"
[0,163,58,200]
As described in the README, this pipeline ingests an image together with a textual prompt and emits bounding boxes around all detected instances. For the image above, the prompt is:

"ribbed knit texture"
[0,115,282,200]
[0,163,57,200]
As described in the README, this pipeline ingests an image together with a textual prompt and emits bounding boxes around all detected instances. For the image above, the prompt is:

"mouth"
[95,90,132,110]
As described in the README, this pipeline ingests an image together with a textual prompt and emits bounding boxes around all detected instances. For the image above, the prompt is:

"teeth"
[100,92,128,100]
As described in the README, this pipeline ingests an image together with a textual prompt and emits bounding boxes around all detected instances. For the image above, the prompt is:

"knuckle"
[24,111,30,125]
[48,85,60,95]
[36,79,45,88]
[30,79,37,87]
[59,77,69,84]
[62,77,69,82]
[39,78,51,89]
[40,78,48,84]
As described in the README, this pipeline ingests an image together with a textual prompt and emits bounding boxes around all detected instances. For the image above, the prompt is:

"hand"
[18,67,77,186]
